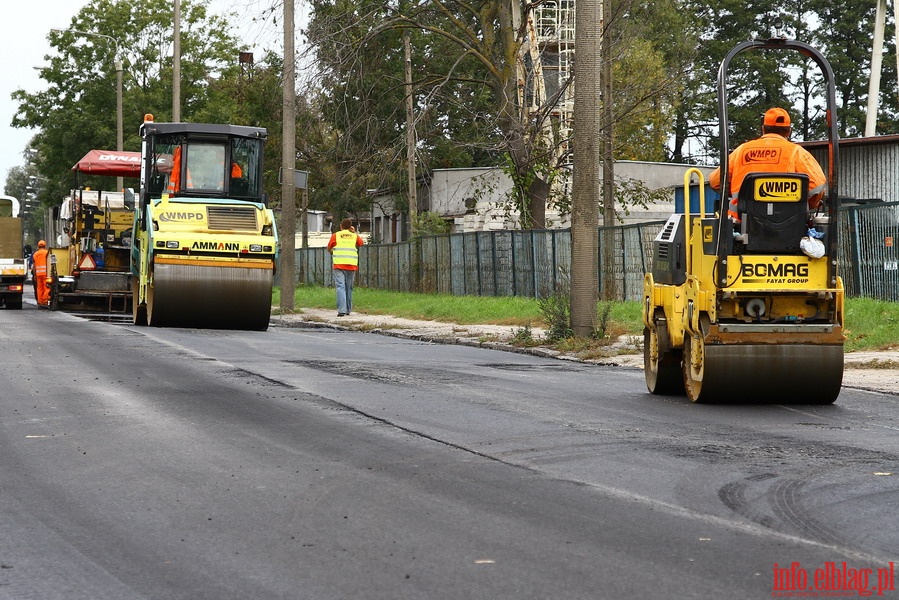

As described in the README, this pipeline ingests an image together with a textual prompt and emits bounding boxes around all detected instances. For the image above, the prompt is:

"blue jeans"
[334,268,355,314]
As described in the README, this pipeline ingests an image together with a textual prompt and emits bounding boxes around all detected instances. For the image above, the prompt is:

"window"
[185,144,226,191]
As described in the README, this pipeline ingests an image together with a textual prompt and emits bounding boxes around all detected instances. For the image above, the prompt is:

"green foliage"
[277,286,894,353]
[12,0,245,212]
[412,211,451,237]
[612,178,675,222]
[7,0,895,234]
[595,302,614,339]
[509,323,539,346]
[284,285,545,326]
[538,289,574,342]
[500,151,559,228]
[611,37,680,162]
[843,297,899,352]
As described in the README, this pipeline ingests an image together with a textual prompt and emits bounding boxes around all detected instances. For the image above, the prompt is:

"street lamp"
[51,28,124,190]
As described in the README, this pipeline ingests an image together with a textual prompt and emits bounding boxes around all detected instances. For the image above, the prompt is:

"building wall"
[367,142,899,239]
[805,136,899,204]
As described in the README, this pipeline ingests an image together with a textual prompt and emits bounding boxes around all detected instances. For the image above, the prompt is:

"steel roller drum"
[684,342,844,404]
[148,261,273,330]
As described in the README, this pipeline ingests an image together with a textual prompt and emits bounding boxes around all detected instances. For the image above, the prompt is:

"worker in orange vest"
[31,240,50,307]
[709,107,827,223]
[327,218,364,316]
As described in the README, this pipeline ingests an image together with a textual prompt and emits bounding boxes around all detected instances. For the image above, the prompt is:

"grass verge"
[274,286,897,353]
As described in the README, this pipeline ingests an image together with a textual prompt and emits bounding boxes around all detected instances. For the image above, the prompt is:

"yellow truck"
[0,195,26,309]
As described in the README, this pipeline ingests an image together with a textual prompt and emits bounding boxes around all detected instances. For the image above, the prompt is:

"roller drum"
[684,340,843,404]
[148,261,272,330]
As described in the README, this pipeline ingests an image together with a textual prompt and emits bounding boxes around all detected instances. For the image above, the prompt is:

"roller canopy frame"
[715,38,840,289]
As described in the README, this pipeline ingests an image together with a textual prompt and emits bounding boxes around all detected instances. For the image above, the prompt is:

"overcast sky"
[2,0,290,192]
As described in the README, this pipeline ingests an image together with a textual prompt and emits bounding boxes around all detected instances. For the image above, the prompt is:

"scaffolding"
[519,0,576,167]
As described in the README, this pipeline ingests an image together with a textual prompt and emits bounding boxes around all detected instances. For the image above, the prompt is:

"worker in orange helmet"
[709,107,827,223]
[31,240,50,307]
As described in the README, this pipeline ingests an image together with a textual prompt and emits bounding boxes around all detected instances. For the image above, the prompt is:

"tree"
[671,0,899,163]
[201,51,289,209]
[11,0,244,214]
[305,0,688,231]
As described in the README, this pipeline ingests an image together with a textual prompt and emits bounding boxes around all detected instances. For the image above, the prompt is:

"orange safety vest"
[32,248,48,278]
[331,230,360,269]
[166,146,182,193]
[709,133,826,221]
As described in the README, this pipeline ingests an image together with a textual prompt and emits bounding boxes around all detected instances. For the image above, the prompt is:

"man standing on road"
[709,107,827,223]
[327,218,364,317]
[31,240,50,307]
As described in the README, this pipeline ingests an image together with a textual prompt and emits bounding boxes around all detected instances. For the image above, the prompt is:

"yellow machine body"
[132,194,276,330]
[643,170,845,404]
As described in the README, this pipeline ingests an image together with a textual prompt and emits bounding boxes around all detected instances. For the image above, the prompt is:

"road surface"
[0,305,896,599]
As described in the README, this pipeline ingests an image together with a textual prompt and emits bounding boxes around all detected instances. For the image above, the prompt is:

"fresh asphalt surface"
[1,303,897,599]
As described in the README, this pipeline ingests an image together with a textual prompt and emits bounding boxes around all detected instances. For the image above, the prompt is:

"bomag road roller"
[130,115,278,330]
[643,38,845,403]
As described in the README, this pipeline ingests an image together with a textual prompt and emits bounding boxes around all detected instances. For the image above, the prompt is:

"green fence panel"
[295,203,898,302]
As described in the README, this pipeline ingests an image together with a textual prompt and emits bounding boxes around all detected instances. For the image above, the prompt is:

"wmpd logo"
[754,177,803,202]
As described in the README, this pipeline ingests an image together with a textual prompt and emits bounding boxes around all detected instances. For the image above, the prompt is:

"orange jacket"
[709,133,827,219]
[32,248,49,278]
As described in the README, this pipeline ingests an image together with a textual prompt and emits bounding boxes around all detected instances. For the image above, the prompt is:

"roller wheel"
[681,337,843,404]
[644,327,684,395]
[683,335,706,403]
[147,261,272,330]
[146,275,160,327]
[132,276,147,326]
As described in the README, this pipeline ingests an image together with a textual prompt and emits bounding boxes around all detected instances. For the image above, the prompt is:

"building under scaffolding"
[518,0,576,170]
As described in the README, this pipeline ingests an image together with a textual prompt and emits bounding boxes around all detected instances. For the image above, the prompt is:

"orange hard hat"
[37,240,46,248]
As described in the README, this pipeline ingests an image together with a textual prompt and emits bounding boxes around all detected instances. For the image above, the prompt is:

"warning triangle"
[78,253,97,270]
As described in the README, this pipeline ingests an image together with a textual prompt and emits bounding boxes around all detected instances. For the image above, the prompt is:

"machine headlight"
[249,244,263,252]
[166,241,180,249]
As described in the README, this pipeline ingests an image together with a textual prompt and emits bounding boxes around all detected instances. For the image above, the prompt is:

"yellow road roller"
[643,38,845,403]
[130,116,278,330]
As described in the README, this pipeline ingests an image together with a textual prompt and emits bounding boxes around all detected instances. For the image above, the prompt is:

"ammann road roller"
[643,38,845,403]
[130,116,278,330]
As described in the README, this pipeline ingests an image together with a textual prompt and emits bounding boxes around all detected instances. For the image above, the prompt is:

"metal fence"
[296,201,899,302]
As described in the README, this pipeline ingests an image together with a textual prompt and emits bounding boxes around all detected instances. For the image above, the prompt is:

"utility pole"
[570,0,601,337]
[864,0,899,136]
[600,0,616,301]
[404,30,417,239]
[173,0,181,121]
[115,58,123,191]
[280,0,297,313]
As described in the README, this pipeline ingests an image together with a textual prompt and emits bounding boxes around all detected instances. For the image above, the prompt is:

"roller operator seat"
[735,172,810,254]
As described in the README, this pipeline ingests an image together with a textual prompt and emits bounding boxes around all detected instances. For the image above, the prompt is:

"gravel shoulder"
[273,308,898,397]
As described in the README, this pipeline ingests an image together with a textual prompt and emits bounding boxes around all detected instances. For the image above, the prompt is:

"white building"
[369,161,717,242]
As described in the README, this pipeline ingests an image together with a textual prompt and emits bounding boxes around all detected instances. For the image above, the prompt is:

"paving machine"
[130,115,278,330]
[642,38,845,403]
[45,150,140,313]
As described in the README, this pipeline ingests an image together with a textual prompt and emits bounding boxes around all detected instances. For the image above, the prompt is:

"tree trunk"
[528,177,549,229]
